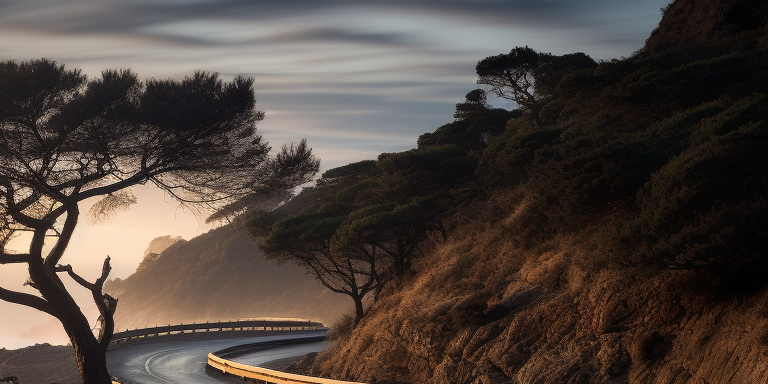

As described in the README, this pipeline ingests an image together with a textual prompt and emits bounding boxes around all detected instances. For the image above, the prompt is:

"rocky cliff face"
[105,224,350,330]
[644,0,768,55]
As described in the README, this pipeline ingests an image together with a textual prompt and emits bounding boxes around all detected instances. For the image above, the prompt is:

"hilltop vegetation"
[255,0,768,382]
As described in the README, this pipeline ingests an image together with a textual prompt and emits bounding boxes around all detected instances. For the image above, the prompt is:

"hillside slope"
[105,224,350,329]
[285,0,768,382]
[304,207,768,383]
[645,0,767,55]
[0,344,79,384]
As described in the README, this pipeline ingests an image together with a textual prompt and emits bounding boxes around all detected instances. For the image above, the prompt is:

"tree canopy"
[261,162,384,324]
[255,147,474,323]
[0,59,318,384]
[476,46,596,128]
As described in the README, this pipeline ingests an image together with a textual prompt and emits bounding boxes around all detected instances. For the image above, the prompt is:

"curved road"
[107,330,328,384]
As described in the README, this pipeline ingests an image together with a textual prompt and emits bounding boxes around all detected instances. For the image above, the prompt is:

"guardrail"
[208,353,366,384]
[109,319,326,347]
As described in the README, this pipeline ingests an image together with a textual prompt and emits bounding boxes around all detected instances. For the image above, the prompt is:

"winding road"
[107,330,329,384]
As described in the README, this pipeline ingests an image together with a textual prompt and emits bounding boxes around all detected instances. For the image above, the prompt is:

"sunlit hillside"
[259,0,768,382]
[105,225,350,330]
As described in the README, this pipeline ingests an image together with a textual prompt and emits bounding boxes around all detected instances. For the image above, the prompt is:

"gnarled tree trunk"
[26,221,116,384]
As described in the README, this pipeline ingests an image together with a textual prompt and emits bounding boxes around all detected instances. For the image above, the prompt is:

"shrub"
[616,94,768,281]
[327,313,357,341]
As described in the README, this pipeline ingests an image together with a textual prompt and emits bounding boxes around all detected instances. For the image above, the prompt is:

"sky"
[0,0,670,349]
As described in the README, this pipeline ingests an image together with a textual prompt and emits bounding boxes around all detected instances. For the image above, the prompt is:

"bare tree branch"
[0,286,54,316]
[55,264,94,291]
[44,205,78,267]
[0,253,31,264]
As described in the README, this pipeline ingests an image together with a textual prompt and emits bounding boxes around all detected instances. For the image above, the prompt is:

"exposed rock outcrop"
[644,0,768,55]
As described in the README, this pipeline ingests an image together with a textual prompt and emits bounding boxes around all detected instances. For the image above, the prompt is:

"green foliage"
[616,94,768,279]
[378,145,476,202]
[636,95,768,235]
[474,43,768,284]
[266,212,342,251]
[417,108,519,153]
[335,195,446,278]
[476,124,563,188]
[335,195,445,252]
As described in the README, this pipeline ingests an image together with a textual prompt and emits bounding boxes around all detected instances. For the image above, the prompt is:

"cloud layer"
[0,0,669,348]
[1,1,667,169]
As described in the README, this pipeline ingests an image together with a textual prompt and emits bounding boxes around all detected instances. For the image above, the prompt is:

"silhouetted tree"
[257,161,385,324]
[334,195,446,278]
[536,52,597,96]
[453,89,489,121]
[477,46,546,127]
[258,147,470,325]
[418,92,518,153]
[263,211,380,324]
[0,59,318,384]
[476,47,596,128]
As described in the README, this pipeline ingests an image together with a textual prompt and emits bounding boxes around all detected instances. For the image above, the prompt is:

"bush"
[615,94,768,281]
[327,313,357,341]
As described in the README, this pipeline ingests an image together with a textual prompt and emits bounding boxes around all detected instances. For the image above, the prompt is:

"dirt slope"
[0,344,79,384]
[302,201,768,383]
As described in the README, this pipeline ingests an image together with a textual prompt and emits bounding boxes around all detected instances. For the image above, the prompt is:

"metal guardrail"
[109,319,326,347]
[213,335,328,358]
[208,353,367,384]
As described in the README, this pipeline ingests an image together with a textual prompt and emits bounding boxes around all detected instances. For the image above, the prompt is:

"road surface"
[107,330,328,384]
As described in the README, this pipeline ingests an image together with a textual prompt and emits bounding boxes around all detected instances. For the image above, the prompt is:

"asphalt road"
[106,330,328,384]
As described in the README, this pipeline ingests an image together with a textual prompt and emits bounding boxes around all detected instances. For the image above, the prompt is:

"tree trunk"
[353,296,365,325]
[29,260,112,384]
[63,318,112,384]
[531,104,544,128]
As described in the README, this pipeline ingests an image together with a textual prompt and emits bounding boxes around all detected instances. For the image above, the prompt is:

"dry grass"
[303,187,768,384]
[0,344,79,384]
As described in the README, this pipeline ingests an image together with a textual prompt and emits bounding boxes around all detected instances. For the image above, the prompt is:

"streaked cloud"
[0,0,670,347]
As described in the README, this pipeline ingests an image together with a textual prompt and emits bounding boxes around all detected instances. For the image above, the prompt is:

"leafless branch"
[0,285,54,316]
